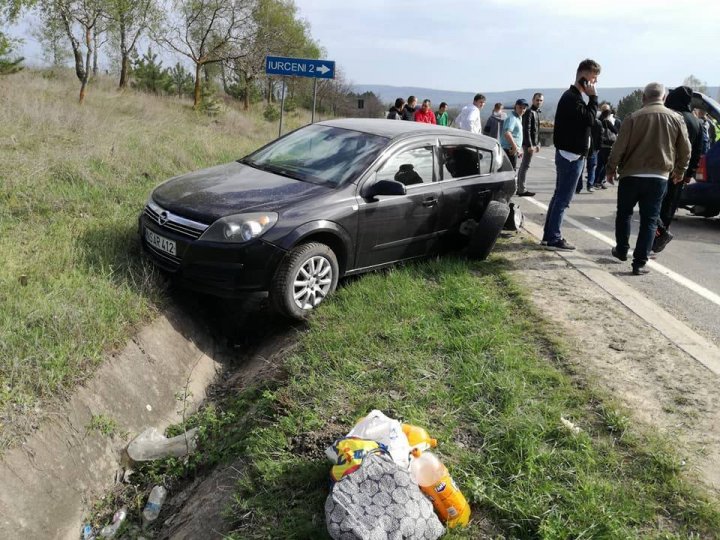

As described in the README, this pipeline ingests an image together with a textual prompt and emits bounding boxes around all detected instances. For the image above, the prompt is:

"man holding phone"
[542,59,601,250]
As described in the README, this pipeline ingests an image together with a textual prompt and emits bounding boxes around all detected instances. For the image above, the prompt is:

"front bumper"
[139,213,287,298]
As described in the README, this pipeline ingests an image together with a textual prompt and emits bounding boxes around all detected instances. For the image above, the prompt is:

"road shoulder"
[496,233,720,494]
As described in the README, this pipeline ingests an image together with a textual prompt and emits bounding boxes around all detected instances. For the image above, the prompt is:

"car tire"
[270,242,339,319]
[467,201,511,260]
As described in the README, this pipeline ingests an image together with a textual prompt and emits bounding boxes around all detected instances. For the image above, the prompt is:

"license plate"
[145,228,176,256]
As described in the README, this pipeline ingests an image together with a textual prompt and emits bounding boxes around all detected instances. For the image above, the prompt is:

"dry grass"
[0,68,309,449]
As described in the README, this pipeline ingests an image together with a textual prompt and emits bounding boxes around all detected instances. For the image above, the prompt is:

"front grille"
[144,202,209,240]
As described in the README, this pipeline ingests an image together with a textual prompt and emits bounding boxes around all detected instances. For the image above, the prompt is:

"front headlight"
[199,212,278,243]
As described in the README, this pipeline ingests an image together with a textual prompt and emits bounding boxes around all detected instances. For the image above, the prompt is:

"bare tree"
[683,74,708,95]
[104,0,157,88]
[43,0,104,103]
[157,0,253,108]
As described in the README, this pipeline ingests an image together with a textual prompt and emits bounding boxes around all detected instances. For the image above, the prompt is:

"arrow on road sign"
[317,64,330,75]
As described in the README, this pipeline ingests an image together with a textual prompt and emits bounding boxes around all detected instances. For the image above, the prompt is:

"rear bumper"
[139,214,287,297]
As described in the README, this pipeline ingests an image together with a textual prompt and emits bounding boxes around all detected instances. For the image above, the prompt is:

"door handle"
[422,197,438,207]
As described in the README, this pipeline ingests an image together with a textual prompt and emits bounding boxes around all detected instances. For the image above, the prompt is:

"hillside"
[354,83,720,118]
[0,69,308,448]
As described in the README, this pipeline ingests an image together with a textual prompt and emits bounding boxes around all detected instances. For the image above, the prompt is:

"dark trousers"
[615,176,667,268]
[504,148,518,170]
[658,179,684,232]
[595,147,612,185]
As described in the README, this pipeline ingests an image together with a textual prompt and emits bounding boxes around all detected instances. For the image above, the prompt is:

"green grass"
[0,69,310,448]
[118,256,720,539]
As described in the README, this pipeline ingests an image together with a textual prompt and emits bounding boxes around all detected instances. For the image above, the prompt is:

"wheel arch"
[278,220,352,276]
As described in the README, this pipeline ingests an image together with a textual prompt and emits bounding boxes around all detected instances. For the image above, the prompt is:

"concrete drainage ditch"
[0,293,297,540]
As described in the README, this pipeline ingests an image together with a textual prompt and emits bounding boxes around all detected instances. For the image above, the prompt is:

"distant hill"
[353,84,720,120]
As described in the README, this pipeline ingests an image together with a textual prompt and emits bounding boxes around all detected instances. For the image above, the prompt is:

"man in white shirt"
[453,94,486,133]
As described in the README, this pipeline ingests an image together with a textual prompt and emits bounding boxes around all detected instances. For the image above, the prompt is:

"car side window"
[377,147,434,186]
[478,149,493,175]
[441,145,481,179]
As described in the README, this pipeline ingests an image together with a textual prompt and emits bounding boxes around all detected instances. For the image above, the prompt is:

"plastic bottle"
[142,485,168,523]
[99,507,127,538]
[402,424,438,452]
[409,451,471,528]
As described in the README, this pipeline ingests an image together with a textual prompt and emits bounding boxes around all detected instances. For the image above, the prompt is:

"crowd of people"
[385,58,720,275]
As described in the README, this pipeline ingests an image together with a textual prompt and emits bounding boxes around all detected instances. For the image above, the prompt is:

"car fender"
[275,220,354,270]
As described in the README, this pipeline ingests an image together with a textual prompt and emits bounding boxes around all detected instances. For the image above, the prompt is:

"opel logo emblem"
[158,211,169,226]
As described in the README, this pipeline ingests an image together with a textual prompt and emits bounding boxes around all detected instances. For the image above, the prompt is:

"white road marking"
[524,197,720,310]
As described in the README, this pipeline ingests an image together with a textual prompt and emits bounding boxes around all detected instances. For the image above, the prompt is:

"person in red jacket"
[414,99,437,124]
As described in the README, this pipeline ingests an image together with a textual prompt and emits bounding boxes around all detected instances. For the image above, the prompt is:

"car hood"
[151,161,330,223]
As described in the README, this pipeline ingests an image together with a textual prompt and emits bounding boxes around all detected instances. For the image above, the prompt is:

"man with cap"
[516,93,543,197]
[500,99,529,170]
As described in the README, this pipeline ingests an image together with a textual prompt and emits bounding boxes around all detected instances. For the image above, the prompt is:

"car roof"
[317,118,499,146]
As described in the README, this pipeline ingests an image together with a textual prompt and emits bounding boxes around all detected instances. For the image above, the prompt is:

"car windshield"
[242,124,389,187]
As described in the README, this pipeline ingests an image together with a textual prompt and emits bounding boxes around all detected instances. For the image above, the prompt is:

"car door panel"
[355,144,442,269]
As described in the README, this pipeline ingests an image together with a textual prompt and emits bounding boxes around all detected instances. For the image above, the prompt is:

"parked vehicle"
[139,119,515,318]
[680,92,720,218]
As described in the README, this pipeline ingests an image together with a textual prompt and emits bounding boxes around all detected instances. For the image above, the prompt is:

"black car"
[139,119,516,318]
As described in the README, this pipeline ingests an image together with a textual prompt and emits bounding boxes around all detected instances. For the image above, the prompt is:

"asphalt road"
[517,147,720,346]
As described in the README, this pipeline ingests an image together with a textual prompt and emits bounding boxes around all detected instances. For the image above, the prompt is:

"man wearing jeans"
[606,82,690,275]
[542,59,601,250]
[516,93,543,197]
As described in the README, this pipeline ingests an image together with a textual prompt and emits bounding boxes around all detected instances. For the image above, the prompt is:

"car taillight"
[696,155,707,182]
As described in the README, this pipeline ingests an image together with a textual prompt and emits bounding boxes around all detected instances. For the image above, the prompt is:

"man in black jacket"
[653,86,703,252]
[402,96,418,121]
[516,92,543,197]
[542,59,601,250]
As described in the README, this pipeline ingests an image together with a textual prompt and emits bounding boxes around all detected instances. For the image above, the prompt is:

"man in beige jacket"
[606,82,690,275]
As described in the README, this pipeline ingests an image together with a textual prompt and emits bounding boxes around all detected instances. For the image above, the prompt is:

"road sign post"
[279,78,286,138]
[265,55,335,135]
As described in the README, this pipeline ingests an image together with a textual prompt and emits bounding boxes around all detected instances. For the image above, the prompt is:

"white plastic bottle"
[142,485,168,523]
[99,507,127,538]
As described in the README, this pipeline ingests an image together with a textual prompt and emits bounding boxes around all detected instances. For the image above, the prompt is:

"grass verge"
[116,255,720,539]
[0,69,309,447]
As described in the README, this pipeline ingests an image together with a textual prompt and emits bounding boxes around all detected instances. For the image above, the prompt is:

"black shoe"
[516,191,536,197]
[652,231,673,253]
[598,183,608,190]
[632,265,650,275]
[611,247,627,262]
[546,238,576,251]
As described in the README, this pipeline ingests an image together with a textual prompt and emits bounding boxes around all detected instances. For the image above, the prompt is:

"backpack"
[601,121,617,147]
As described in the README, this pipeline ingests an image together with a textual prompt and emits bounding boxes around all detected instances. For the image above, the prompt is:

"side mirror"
[362,179,407,200]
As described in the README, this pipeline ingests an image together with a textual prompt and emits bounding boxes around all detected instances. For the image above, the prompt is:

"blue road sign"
[265,56,335,79]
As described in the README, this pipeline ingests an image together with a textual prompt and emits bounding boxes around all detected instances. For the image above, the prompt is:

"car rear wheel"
[467,201,511,260]
[270,242,339,319]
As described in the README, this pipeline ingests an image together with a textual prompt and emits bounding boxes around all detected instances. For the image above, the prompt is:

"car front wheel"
[270,242,339,319]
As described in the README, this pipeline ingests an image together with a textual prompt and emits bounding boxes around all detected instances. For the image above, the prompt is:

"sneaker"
[540,240,548,246]
[611,247,627,261]
[587,186,595,193]
[632,265,650,275]
[598,183,608,190]
[516,191,536,197]
[546,238,576,251]
[652,230,673,253]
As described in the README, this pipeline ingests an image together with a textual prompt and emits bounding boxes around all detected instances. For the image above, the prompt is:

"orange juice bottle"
[409,450,471,528]
[402,423,438,452]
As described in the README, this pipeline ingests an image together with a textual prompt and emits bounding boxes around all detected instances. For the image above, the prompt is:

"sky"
[8,0,720,93]
[291,0,720,92]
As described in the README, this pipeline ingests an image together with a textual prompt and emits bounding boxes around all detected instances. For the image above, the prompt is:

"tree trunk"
[92,30,99,77]
[118,22,128,88]
[119,54,130,89]
[193,62,202,109]
[79,28,93,104]
[244,74,253,110]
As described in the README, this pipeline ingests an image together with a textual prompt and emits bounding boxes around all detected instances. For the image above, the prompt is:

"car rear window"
[242,125,389,187]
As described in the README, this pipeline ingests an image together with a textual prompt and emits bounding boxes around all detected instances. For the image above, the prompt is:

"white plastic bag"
[347,410,411,468]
